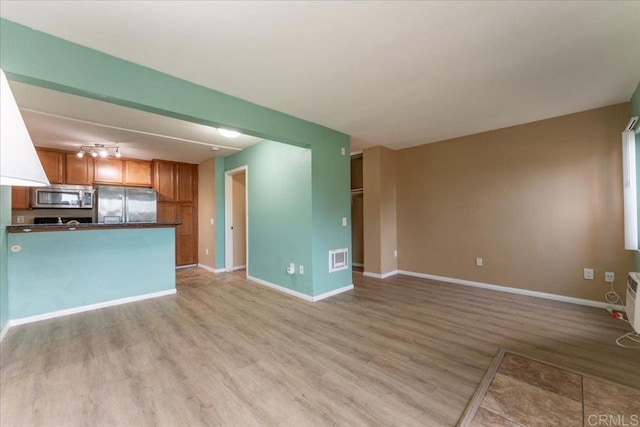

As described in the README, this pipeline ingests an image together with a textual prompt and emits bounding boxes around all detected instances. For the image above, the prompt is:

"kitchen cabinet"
[93,158,124,184]
[11,187,30,210]
[176,203,196,266]
[152,159,198,266]
[157,202,177,222]
[36,148,64,184]
[152,160,176,202]
[124,160,152,187]
[65,153,94,185]
[152,160,197,202]
[176,163,196,202]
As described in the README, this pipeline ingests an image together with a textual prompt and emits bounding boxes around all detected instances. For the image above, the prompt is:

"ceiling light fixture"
[78,143,121,159]
[218,128,240,138]
[0,69,50,186]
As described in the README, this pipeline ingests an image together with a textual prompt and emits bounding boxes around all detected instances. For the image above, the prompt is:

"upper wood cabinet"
[124,160,152,187]
[65,153,94,185]
[93,158,124,184]
[176,163,197,202]
[152,160,198,203]
[152,160,176,202]
[36,148,64,184]
[11,187,30,210]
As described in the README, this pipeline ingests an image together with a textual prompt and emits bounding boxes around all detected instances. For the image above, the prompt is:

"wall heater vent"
[329,248,349,273]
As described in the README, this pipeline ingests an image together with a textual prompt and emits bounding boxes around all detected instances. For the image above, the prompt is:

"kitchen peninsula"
[6,221,179,322]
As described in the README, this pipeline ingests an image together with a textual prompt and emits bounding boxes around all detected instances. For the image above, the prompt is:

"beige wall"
[396,103,635,301]
[232,172,246,267]
[363,146,398,275]
[197,158,215,268]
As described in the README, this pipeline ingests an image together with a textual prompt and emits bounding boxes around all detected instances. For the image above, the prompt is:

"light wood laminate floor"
[1,269,638,426]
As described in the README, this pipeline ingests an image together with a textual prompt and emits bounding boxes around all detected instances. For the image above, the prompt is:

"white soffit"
[1,1,639,151]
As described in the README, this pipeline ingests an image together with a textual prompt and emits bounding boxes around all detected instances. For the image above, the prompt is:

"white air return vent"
[329,248,349,273]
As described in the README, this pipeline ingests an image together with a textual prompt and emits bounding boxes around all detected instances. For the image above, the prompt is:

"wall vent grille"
[329,248,349,273]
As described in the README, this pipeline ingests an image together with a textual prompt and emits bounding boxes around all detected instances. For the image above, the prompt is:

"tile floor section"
[471,353,640,427]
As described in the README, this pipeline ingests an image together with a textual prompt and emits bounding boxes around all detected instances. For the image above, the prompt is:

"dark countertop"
[7,222,181,233]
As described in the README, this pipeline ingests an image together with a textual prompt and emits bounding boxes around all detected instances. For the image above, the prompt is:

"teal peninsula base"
[7,226,176,322]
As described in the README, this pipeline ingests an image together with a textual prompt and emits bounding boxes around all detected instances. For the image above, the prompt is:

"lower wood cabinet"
[157,201,197,266]
[176,203,196,266]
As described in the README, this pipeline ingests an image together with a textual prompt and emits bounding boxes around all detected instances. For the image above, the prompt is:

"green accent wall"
[8,228,175,319]
[0,187,10,333]
[310,141,352,295]
[224,141,313,295]
[0,18,352,300]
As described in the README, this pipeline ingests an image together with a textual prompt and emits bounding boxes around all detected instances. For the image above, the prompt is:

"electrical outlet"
[342,217,347,226]
[605,272,614,283]
[584,268,594,280]
[341,147,346,156]
[394,250,398,258]
[476,257,483,267]
[16,216,24,224]
[286,263,295,275]
[299,265,304,274]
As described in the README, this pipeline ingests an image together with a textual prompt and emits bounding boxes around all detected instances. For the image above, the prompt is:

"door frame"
[224,165,249,273]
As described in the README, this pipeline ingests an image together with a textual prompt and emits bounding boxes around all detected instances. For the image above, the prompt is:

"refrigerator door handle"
[123,192,128,223]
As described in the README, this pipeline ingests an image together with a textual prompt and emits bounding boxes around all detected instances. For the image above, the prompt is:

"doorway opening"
[351,153,364,273]
[224,166,248,273]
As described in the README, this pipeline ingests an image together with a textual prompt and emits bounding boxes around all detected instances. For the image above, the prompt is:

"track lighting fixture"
[77,143,121,159]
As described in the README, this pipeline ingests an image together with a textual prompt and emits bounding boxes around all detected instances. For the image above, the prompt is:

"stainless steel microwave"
[32,185,94,209]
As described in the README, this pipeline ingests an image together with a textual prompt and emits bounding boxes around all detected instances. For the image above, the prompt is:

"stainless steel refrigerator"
[97,186,157,223]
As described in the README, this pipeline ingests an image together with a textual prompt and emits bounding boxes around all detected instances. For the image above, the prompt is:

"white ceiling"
[1,1,639,151]
[9,81,264,164]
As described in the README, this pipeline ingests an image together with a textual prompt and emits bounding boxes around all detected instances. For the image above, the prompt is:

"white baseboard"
[0,323,9,343]
[176,264,197,270]
[197,263,216,273]
[232,265,247,271]
[352,262,364,267]
[247,275,353,302]
[8,289,177,327]
[198,264,227,273]
[247,275,314,301]
[397,270,626,311]
[313,284,354,301]
[363,270,399,279]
